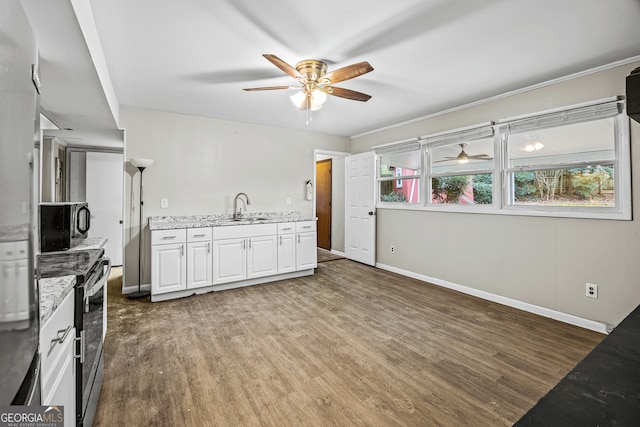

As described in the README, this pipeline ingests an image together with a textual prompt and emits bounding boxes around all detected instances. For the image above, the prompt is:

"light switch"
[286,197,291,205]
[161,199,169,208]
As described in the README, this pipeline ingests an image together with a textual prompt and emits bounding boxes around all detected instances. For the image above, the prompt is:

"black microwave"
[40,202,91,252]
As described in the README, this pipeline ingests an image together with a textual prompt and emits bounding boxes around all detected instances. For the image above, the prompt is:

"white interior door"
[345,151,376,266]
[86,152,123,265]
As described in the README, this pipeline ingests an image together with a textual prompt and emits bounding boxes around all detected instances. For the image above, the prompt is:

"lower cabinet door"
[296,232,318,270]
[212,238,246,284]
[152,243,187,295]
[277,233,296,274]
[247,235,277,279]
[187,241,213,289]
[42,327,76,427]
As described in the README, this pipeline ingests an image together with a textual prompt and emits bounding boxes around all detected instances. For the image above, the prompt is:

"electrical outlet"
[390,245,395,253]
[586,283,598,299]
[161,199,168,208]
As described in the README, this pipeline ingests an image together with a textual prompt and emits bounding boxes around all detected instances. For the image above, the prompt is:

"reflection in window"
[430,137,494,205]
[378,143,421,203]
[506,117,617,208]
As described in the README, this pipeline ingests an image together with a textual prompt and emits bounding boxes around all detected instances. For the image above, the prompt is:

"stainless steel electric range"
[38,248,111,427]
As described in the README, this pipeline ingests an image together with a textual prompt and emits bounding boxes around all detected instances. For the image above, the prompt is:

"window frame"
[373,97,631,220]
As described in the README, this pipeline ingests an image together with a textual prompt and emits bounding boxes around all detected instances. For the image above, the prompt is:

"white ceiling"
[23,0,640,139]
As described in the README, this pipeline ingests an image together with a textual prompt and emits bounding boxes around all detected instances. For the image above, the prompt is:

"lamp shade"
[130,158,154,168]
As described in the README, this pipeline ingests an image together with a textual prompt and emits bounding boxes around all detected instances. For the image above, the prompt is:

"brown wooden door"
[316,159,332,250]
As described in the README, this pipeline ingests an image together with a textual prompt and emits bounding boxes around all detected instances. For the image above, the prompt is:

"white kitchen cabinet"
[277,223,296,274]
[40,291,76,427]
[212,238,246,284]
[151,229,187,295]
[212,223,278,285]
[247,235,278,279]
[0,240,29,322]
[296,221,317,270]
[212,235,278,284]
[186,228,213,289]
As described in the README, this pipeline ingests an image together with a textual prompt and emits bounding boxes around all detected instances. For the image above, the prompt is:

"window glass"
[431,173,493,205]
[379,147,421,203]
[430,137,494,205]
[506,117,616,208]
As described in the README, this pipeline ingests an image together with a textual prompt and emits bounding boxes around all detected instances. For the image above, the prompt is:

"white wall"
[351,61,640,327]
[121,106,350,287]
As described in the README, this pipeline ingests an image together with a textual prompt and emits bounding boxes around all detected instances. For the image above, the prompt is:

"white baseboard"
[330,249,345,257]
[376,262,609,334]
[122,283,151,294]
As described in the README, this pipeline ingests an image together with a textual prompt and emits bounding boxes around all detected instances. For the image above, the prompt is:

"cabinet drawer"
[277,223,296,234]
[0,240,28,261]
[187,227,212,242]
[40,290,75,377]
[152,228,186,245]
[296,221,316,233]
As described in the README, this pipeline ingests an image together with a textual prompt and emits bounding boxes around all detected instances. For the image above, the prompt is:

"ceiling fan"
[243,54,374,111]
[434,143,493,164]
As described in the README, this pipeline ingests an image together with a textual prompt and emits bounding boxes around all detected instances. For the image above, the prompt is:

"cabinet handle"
[302,226,311,229]
[298,234,300,243]
[279,236,282,246]
[74,331,85,363]
[193,234,206,238]
[162,236,177,240]
[242,240,246,250]
[181,244,184,256]
[249,238,252,249]
[48,325,72,355]
[282,227,292,231]
[207,242,211,253]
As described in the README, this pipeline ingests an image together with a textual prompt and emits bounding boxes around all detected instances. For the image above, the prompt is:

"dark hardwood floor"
[95,260,603,426]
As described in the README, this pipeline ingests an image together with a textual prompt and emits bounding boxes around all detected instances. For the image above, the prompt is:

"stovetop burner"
[37,248,105,279]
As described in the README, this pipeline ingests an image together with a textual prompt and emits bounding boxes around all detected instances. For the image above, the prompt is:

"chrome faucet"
[233,193,250,219]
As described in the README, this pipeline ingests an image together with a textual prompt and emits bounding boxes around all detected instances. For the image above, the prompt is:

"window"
[429,137,494,205]
[377,141,421,204]
[373,97,630,220]
[424,124,495,207]
[501,98,628,217]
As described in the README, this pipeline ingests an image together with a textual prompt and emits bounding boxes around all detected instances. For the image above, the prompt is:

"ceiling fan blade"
[468,154,493,160]
[243,86,297,91]
[324,86,372,102]
[262,54,304,81]
[319,62,373,85]
[433,157,458,163]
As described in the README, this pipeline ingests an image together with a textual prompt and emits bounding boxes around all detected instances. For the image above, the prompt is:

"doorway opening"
[316,158,332,250]
[313,149,348,256]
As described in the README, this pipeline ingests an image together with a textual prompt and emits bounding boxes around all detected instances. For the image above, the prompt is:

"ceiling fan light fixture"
[290,90,306,108]
[456,150,470,164]
[524,141,545,152]
[311,88,327,105]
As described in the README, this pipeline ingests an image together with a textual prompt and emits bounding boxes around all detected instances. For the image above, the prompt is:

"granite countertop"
[40,275,76,323]
[0,224,30,242]
[37,237,108,323]
[69,237,108,251]
[149,211,317,231]
[515,304,640,426]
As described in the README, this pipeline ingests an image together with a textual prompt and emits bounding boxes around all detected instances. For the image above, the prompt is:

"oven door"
[78,257,110,425]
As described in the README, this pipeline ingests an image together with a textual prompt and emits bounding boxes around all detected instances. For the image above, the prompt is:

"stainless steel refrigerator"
[0,0,41,406]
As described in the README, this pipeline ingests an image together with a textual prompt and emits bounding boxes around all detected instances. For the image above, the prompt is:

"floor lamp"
[129,158,154,299]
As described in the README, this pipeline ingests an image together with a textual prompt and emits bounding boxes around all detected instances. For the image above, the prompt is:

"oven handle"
[84,257,112,298]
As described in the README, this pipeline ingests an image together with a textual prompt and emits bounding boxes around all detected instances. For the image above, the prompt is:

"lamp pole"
[128,158,153,299]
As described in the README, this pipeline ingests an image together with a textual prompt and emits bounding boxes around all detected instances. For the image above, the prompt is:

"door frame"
[315,158,332,250]
[313,149,349,254]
